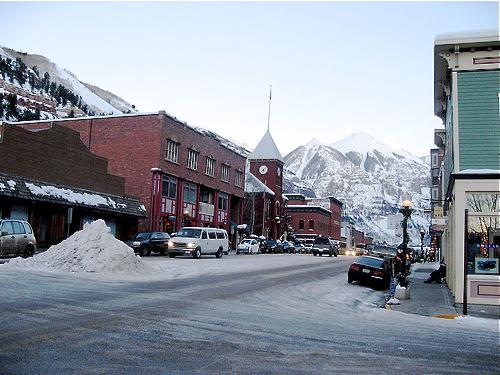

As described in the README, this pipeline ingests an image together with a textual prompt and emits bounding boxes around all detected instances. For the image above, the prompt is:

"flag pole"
[267,85,272,132]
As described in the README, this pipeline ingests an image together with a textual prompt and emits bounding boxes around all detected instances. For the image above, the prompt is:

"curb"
[431,314,462,319]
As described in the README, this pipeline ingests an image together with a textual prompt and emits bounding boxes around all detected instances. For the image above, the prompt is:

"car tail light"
[350,264,360,272]
[373,270,384,277]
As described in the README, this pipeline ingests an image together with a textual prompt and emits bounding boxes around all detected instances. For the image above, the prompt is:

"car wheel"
[139,247,147,256]
[168,254,176,258]
[334,252,338,257]
[329,252,333,257]
[215,247,223,259]
[348,276,353,284]
[159,249,166,256]
[23,246,34,258]
[313,252,317,256]
[193,247,201,259]
[144,247,151,257]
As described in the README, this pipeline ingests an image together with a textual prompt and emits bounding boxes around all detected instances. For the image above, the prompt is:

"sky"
[0,1,498,157]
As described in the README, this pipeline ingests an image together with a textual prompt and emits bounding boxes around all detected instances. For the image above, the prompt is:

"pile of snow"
[5,219,147,274]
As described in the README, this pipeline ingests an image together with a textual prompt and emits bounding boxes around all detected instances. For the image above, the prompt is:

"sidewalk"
[385,262,500,320]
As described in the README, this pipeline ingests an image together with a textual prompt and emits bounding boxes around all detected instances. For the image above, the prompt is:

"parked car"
[237,239,260,254]
[127,231,170,256]
[312,237,339,257]
[167,227,228,259]
[281,241,296,253]
[294,242,306,254]
[261,239,281,254]
[0,219,37,258]
[347,256,391,289]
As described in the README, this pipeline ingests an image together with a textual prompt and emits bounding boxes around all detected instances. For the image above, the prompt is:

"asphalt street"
[0,255,498,374]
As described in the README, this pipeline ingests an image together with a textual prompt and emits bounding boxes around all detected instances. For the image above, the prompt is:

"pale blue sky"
[0,1,498,156]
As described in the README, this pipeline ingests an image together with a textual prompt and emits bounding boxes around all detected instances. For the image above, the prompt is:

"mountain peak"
[305,138,323,147]
[330,132,394,155]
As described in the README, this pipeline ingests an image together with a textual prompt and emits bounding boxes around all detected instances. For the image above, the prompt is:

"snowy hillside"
[0,46,136,121]
[284,132,431,245]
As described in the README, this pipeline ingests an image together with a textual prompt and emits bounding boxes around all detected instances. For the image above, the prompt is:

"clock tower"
[248,130,285,239]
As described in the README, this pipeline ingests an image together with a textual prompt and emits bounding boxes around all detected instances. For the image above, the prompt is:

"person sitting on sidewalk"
[424,263,447,284]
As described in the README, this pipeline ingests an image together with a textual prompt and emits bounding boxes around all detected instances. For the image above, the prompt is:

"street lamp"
[419,228,425,261]
[397,197,413,287]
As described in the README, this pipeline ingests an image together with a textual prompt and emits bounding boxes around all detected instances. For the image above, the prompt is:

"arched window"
[309,220,315,230]
[299,220,304,229]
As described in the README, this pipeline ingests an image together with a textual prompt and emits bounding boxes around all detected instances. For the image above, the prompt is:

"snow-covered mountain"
[0,46,136,121]
[284,132,431,245]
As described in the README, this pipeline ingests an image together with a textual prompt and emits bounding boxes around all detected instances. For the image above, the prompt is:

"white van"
[167,227,229,259]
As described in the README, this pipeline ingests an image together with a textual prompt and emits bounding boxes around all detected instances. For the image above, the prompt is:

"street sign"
[390,278,397,298]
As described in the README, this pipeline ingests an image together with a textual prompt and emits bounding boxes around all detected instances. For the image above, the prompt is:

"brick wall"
[15,112,247,231]
[0,123,126,195]
[288,208,331,238]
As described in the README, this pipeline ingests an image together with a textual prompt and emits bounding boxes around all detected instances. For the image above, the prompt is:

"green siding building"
[433,29,500,306]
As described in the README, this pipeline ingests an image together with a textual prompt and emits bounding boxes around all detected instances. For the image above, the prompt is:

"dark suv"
[126,231,170,256]
[0,219,37,258]
[312,237,339,257]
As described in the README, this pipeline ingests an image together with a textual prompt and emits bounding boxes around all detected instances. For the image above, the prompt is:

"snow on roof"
[0,173,146,217]
[5,219,148,274]
[456,169,500,175]
[245,171,275,195]
[248,130,284,162]
[435,29,499,46]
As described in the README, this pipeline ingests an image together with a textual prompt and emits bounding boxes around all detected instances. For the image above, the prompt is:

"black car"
[347,256,391,289]
[261,239,281,253]
[312,237,339,257]
[127,231,170,256]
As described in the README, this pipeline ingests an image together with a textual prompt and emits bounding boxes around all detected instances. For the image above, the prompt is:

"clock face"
[259,165,268,175]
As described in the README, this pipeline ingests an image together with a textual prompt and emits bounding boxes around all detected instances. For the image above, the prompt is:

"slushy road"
[0,255,497,374]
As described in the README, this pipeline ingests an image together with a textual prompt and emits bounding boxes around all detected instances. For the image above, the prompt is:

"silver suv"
[0,219,37,258]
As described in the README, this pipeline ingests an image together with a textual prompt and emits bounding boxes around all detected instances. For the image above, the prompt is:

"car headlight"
[187,243,196,248]
[132,241,141,247]
[168,241,174,248]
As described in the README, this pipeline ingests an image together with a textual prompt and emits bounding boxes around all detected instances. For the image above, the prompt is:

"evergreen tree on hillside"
[6,93,17,118]
[0,93,4,118]
[42,72,50,92]
[14,57,27,85]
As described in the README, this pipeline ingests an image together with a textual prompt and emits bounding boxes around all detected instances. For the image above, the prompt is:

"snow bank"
[5,219,147,274]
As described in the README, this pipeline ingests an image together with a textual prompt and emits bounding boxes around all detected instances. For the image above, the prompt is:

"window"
[299,220,304,229]
[162,176,177,199]
[205,157,216,177]
[208,231,217,239]
[432,188,439,200]
[431,153,439,168]
[309,220,315,230]
[165,139,179,163]
[221,164,230,182]
[235,170,243,188]
[183,182,197,203]
[201,231,208,239]
[218,193,228,211]
[12,221,25,234]
[0,221,14,235]
[216,231,226,239]
[187,149,199,171]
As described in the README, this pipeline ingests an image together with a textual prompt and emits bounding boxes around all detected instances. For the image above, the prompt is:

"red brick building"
[15,112,247,239]
[285,194,343,242]
[0,123,144,246]
[244,130,285,240]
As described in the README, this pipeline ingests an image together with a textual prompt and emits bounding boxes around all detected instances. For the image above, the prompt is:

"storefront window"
[467,215,500,275]
[466,192,499,214]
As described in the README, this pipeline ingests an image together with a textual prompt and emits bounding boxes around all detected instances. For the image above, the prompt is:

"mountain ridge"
[284,133,430,245]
